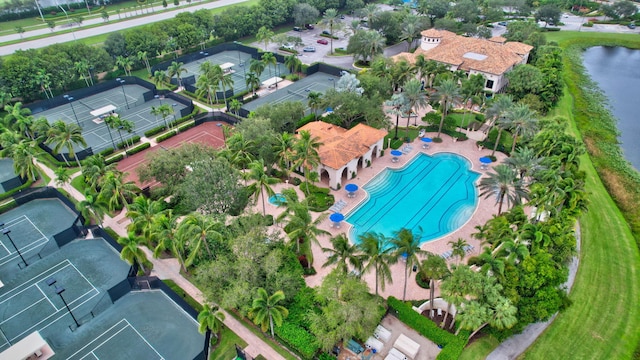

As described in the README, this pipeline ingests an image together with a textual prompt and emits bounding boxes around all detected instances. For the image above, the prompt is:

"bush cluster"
[116,135,141,150]
[275,323,318,359]
[157,130,178,142]
[105,153,125,165]
[98,147,115,157]
[126,142,151,156]
[144,125,168,137]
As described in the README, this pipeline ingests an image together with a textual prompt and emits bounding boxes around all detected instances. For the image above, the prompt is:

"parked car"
[322,30,331,35]
[303,46,316,52]
[498,21,508,26]
[317,38,329,44]
[305,24,315,30]
[293,26,301,31]
[283,43,295,50]
[628,23,636,29]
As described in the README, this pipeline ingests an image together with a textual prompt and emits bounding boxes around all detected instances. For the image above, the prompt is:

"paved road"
[0,0,250,56]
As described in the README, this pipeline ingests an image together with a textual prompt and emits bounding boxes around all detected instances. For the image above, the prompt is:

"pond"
[582,46,640,171]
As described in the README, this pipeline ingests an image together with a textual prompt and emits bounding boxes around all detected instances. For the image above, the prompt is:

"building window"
[486,80,494,89]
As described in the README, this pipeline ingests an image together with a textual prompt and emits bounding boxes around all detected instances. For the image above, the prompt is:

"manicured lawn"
[521,87,640,359]
[209,327,249,360]
[458,335,499,360]
[70,175,87,194]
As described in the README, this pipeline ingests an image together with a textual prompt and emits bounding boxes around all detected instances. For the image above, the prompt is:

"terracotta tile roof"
[393,33,532,76]
[488,36,507,44]
[298,122,387,169]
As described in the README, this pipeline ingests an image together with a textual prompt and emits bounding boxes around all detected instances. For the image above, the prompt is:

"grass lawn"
[70,174,88,194]
[521,86,640,358]
[209,327,249,360]
[458,335,499,360]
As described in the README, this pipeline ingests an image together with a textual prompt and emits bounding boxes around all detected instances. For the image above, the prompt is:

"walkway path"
[35,160,288,360]
[0,0,251,56]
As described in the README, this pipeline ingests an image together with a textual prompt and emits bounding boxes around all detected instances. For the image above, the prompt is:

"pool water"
[268,194,286,205]
[347,153,479,245]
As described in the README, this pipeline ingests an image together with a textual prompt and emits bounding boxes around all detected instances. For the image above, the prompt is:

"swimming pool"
[268,193,286,205]
[347,153,479,244]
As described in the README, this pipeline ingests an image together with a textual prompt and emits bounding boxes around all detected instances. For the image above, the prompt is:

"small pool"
[347,153,479,245]
[268,193,286,205]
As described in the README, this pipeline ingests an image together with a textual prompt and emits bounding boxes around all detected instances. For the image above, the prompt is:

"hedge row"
[105,153,125,165]
[0,179,34,202]
[116,135,141,150]
[387,297,468,360]
[126,142,151,156]
[296,114,316,129]
[144,125,168,137]
[157,130,178,143]
[98,147,115,157]
[0,199,18,214]
[177,121,196,132]
[275,323,318,360]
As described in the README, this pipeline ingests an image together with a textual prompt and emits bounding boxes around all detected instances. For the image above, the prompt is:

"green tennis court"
[184,50,290,94]
[34,85,189,153]
[241,72,338,115]
[0,159,17,193]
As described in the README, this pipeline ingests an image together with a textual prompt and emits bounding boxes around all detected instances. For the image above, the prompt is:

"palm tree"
[213,65,234,108]
[150,104,174,129]
[182,212,220,261]
[98,170,138,211]
[284,54,302,76]
[505,147,545,183]
[403,79,429,127]
[320,9,340,53]
[245,72,261,95]
[117,232,149,274]
[54,166,70,186]
[420,254,449,314]
[479,164,528,215]
[246,159,279,215]
[360,30,386,64]
[249,288,288,338]
[74,60,93,87]
[434,78,461,139]
[506,103,538,153]
[291,130,323,194]
[2,139,40,181]
[46,120,87,168]
[400,15,422,51]
[33,69,54,99]
[358,231,395,296]
[390,59,413,92]
[228,99,242,116]
[448,238,468,264]
[307,92,322,120]
[127,196,166,242]
[82,154,114,191]
[115,56,133,76]
[455,301,488,336]
[261,53,277,87]
[256,26,274,51]
[322,234,363,274]
[152,70,166,88]
[167,61,187,88]
[150,209,180,258]
[384,93,410,140]
[361,3,380,22]
[284,203,329,255]
[477,247,505,278]
[485,95,514,157]
[392,228,428,301]
[198,304,226,346]
[195,75,218,106]
[4,102,34,139]
[137,51,152,75]
[249,59,266,79]
[76,191,108,227]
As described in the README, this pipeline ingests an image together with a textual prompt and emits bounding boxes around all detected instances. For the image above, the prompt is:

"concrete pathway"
[0,0,252,56]
[35,159,289,360]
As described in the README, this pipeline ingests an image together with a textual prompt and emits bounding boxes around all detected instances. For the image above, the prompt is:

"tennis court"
[241,72,338,115]
[0,199,78,273]
[184,50,290,94]
[34,85,189,153]
[0,159,17,193]
[117,121,227,188]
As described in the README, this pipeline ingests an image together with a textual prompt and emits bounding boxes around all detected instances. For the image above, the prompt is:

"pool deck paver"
[248,131,507,301]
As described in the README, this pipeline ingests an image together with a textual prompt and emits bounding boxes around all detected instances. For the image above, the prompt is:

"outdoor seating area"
[440,245,474,260]
[329,199,347,212]
[401,144,413,154]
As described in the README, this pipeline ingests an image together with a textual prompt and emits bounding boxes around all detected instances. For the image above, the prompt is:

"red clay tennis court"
[117,122,227,189]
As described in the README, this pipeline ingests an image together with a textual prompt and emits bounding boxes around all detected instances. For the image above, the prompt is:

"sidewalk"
[36,159,288,360]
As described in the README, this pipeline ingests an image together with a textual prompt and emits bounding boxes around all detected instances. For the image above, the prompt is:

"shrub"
[275,323,318,360]
[296,114,316,128]
[290,177,302,186]
[157,130,177,142]
[0,179,34,202]
[126,142,151,156]
[105,153,124,165]
[0,199,18,213]
[144,125,167,137]
[99,147,115,157]
[177,121,195,132]
[423,112,440,125]
[302,267,316,276]
[117,135,141,150]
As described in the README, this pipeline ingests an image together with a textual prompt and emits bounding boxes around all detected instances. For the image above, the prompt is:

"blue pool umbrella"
[390,150,403,156]
[330,213,345,222]
[421,137,433,143]
[479,157,492,164]
[345,184,358,192]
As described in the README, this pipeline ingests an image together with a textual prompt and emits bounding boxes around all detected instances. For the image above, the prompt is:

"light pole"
[116,78,129,109]
[2,227,27,268]
[63,95,80,128]
[171,103,178,122]
[154,94,163,106]
[55,286,81,328]
[199,51,209,63]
